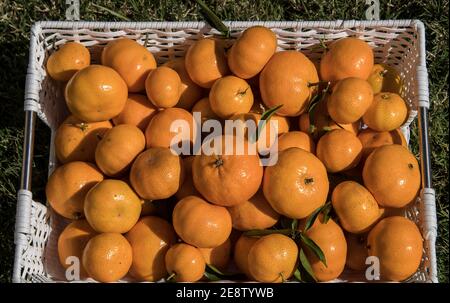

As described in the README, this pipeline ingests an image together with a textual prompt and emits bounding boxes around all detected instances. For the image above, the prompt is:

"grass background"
[0,0,447,282]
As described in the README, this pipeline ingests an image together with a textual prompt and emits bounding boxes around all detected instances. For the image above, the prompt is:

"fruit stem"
[304,177,314,185]
[214,157,224,167]
[78,123,88,132]
[379,69,388,77]
[307,81,330,88]
[381,93,390,99]
[236,86,249,97]
[166,272,176,281]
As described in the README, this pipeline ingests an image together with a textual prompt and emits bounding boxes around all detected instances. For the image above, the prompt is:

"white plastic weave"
[14,20,437,283]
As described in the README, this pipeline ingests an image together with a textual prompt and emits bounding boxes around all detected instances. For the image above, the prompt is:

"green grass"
[0,0,447,282]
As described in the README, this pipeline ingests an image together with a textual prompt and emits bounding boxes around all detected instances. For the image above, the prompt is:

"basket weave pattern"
[14,20,437,283]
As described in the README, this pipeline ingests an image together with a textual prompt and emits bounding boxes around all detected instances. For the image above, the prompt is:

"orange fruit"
[173,196,232,248]
[233,235,258,279]
[130,147,184,200]
[101,38,156,92]
[228,26,277,79]
[227,190,279,231]
[357,128,407,165]
[263,147,329,219]
[320,37,374,83]
[192,135,263,207]
[125,216,177,281]
[198,238,231,271]
[302,216,347,282]
[55,115,112,163]
[367,63,403,95]
[260,50,319,116]
[367,216,423,281]
[185,38,229,88]
[145,66,182,108]
[57,220,97,277]
[191,97,219,125]
[298,113,311,134]
[164,57,205,110]
[84,179,141,233]
[112,94,157,131]
[277,131,315,153]
[95,124,145,177]
[362,92,408,131]
[46,42,90,82]
[209,76,254,119]
[310,97,360,140]
[327,77,373,124]
[345,232,368,271]
[82,233,132,283]
[248,234,298,283]
[165,243,206,282]
[316,129,363,173]
[145,107,195,149]
[65,65,128,122]
[46,161,103,219]
[175,156,200,200]
[363,144,420,208]
[331,181,380,234]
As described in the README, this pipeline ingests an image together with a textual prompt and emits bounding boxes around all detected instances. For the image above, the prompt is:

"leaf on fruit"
[300,233,327,267]
[255,104,283,141]
[299,249,317,282]
[203,270,222,281]
[204,264,245,281]
[304,206,322,231]
[322,202,332,224]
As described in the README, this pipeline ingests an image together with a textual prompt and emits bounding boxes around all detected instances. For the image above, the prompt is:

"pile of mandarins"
[46,26,423,283]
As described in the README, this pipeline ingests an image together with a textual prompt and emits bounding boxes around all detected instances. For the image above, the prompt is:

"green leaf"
[304,206,322,231]
[204,264,246,281]
[299,249,317,282]
[206,264,225,276]
[195,0,230,37]
[255,104,283,141]
[260,104,284,122]
[203,271,222,281]
[322,202,332,223]
[90,3,131,21]
[244,228,292,237]
[293,268,302,282]
[291,219,298,231]
[300,234,327,267]
[279,217,292,229]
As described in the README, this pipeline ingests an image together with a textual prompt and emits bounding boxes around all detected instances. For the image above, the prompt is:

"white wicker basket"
[13,20,438,283]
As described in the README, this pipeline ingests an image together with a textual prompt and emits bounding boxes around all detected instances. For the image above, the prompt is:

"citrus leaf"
[195,0,230,38]
[244,228,292,237]
[255,104,283,141]
[299,249,317,282]
[260,104,283,121]
[291,219,298,231]
[293,268,302,282]
[300,234,327,267]
[279,217,292,229]
[203,271,222,281]
[206,264,225,276]
[322,202,332,224]
[304,206,322,231]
